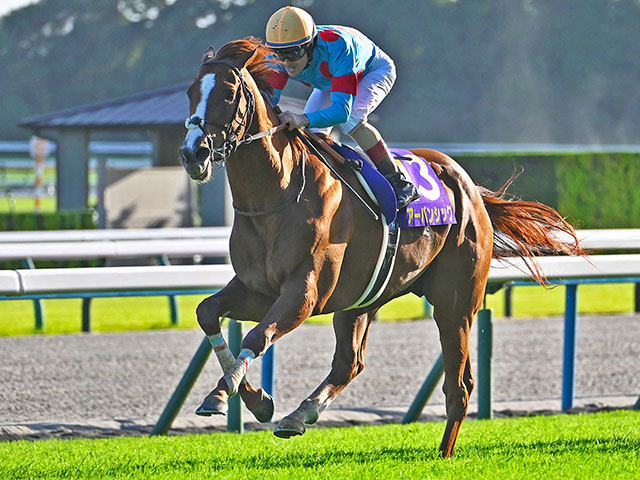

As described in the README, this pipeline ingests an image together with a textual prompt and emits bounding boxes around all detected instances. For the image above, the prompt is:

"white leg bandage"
[222,348,256,397]
[207,333,236,372]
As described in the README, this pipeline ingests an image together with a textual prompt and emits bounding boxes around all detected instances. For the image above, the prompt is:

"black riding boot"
[385,170,420,209]
[364,142,420,210]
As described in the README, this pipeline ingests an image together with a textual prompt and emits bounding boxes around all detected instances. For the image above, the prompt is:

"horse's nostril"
[195,147,210,163]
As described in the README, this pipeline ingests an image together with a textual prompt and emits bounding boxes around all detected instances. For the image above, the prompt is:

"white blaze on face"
[184,73,217,151]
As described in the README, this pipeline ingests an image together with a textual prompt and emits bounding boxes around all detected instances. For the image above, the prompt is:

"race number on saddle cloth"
[331,144,456,228]
[392,149,456,227]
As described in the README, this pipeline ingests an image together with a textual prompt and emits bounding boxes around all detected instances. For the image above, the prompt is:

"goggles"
[273,44,308,62]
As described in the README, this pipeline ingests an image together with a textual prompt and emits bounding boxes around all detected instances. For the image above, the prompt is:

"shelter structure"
[20,83,305,226]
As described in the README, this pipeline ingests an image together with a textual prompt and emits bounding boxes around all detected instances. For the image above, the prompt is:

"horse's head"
[180,45,259,183]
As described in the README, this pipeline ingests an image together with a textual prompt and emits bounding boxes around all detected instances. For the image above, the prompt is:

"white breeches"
[303,48,396,135]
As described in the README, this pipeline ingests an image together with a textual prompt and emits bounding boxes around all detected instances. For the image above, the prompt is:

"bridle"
[184,59,258,163]
[184,58,304,216]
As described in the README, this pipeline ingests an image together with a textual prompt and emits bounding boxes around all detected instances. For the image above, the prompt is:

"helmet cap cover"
[266,6,317,48]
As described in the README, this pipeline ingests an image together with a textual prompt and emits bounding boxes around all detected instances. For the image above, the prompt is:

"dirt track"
[0,314,638,440]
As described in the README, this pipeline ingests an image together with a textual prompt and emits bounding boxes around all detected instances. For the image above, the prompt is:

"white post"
[29,136,50,212]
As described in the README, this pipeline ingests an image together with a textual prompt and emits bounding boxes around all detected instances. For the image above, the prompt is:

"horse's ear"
[201,46,216,63]
[235,48,258,69]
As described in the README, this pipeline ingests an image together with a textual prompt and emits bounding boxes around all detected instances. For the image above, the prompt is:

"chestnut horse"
[179,37,582,457]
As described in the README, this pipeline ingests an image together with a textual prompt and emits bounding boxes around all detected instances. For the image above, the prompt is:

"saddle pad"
[331,143,456,228]
[391,149,457,228]
[331,143,397,224]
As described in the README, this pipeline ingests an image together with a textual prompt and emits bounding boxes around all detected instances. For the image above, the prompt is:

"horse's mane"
[214,37,307,162]
[214,37,277,97]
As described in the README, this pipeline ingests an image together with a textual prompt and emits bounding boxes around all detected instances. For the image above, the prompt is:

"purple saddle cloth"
[331,144,456,228]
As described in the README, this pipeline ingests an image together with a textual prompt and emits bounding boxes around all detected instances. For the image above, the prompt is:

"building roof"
[20,83,306,131]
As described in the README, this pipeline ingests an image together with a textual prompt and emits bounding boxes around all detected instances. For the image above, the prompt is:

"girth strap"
[345,171,402,310]
[345,218,400,310]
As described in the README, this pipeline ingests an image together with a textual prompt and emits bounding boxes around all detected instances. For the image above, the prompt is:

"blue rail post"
[227,319,243,433]
[477,308,493,419]
[562,284,578,410]
[151,336,212,435]
[262,345,275,397]
[21,258,44,330]
[402,353,444,424]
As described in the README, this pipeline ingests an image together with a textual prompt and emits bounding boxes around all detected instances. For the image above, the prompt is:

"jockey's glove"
[278,111,310,131]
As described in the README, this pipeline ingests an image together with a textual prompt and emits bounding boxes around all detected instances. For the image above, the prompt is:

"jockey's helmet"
[265,6,317,62]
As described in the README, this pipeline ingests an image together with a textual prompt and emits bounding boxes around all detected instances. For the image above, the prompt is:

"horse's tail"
[479,185,585,285]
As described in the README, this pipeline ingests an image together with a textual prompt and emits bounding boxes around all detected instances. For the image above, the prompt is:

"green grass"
[0,295,205,336]
[0,168,100,213]
[0,195,57,213]
[0,196,102,213]
[0,282,637,336]
[0,410,637,479]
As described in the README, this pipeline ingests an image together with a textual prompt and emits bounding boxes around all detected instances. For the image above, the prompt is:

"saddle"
[302,131,456,229]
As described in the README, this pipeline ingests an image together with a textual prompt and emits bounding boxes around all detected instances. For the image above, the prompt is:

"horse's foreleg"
[195,277,275,423]
[198,333,273,423]
[205,271,320,420]
[274,309,374,438]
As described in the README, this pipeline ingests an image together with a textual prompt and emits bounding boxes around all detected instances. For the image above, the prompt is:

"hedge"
[456,152,640,229]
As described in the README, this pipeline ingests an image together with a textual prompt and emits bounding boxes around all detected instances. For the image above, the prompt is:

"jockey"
[265,6,420,210]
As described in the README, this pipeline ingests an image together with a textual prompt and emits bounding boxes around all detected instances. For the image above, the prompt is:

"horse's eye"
[225,92,236,103]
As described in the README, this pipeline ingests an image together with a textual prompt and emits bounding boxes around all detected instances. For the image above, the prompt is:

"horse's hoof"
[195,396,228,417]
[273,416,306,438]
[250,392,275,423]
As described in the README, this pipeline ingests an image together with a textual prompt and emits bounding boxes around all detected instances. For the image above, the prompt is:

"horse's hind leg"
[195,277,275,423]
[274,309,374,438]
[436,319,475,457]
[420,237,491,457]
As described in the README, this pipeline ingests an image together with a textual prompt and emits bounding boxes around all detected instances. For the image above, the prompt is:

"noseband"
[185,59,256,163]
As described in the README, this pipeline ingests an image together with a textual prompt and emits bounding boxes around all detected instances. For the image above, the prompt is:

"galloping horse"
[179,37,582,457]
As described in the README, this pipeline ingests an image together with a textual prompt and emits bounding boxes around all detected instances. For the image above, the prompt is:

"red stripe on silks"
[320,29,340,42]
[331,72,360,95]
[267,70,288,90]
[366,140,390,165]
[301,81,311,87]
[214,344,228,352]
